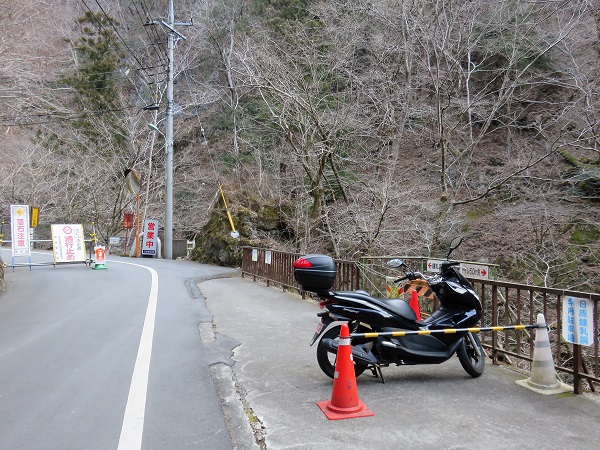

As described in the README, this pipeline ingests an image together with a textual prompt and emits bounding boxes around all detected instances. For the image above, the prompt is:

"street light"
[148,121,173,259]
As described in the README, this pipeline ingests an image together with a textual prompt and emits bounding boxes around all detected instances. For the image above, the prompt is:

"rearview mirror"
[386,259,405,269]
[447,237,463,258]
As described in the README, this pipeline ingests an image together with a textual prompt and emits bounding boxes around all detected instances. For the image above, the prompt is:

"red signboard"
[142,219,159,256]
[123,212,134,229]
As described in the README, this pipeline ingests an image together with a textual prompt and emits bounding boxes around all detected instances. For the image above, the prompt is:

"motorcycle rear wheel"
[457,332,485,377]
[316,324,369,379]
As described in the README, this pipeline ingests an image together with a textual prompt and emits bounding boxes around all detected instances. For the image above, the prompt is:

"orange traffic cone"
[317,323,374,420]
[410,289,421,321]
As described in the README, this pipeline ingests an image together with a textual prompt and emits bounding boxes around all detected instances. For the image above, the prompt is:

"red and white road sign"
[141,219,159,256]
[10,205,31,257]
[51,224,86,263]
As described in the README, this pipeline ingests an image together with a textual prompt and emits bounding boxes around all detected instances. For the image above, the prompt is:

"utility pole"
[147,1,192,259]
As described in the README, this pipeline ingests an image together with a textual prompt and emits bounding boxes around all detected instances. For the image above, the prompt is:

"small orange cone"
[317,323,374,420]
[410,290,421,320]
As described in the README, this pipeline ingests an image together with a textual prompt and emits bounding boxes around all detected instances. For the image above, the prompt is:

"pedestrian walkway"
[199,276,600,450]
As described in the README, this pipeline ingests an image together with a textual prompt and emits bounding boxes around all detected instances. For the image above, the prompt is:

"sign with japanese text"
[459,263,490,280]
[51,224,86,263]
[141,219,159,256]
[10,205,31,257]
[426,259,490,280]
[265,250,272,265]
[562,296,594,346]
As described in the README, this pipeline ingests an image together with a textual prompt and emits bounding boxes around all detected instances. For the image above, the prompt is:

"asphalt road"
[0,250,238,450]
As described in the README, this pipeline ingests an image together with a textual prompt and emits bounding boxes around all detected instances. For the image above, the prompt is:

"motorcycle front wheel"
[457,332,485,377]
[316,324,370,379]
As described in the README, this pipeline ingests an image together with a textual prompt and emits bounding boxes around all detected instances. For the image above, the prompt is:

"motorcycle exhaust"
[321,338,378,366]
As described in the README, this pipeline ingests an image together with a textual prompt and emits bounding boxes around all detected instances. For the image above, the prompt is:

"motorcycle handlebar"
[394,271,425,283]
[443,261,461,267]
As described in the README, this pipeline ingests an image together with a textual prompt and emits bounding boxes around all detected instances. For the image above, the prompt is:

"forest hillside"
[1,0,598,291]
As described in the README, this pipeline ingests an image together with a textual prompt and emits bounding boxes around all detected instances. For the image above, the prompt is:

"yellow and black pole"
[218,183,239,239]
[351,324,545,339]
[89,222,107,270]
[89,222,98,257]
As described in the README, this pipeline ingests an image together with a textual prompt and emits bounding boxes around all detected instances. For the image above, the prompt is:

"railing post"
[492,285,499,365]
[573,344,582,394]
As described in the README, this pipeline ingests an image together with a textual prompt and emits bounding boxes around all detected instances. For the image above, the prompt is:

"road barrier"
[2,239,94,269]
[350,323,544,339]
[344,315,568,394]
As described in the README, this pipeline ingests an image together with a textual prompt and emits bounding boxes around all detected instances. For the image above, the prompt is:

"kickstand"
[377,367,385,383]
[370,366,385,384]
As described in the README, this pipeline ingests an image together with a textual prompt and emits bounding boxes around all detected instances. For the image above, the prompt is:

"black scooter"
[293,237,485,382]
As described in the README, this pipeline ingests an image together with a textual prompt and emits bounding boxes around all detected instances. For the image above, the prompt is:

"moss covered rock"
[190,192,294,267]
[190,205,255,267]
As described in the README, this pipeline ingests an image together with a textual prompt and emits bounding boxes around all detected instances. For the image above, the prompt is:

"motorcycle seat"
[334,291,417,321]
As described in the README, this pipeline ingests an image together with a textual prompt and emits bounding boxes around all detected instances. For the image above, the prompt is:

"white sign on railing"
[10,205,31,257]
[562,296,593,346]
[426,259,490,280]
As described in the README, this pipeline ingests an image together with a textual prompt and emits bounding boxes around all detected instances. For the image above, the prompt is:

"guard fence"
[241,247,600,394]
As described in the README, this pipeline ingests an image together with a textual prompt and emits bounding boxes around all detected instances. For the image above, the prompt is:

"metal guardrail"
[241,247,600,394]
[1,239,96,269]
[240,247,359,292]
[470,278,599,394]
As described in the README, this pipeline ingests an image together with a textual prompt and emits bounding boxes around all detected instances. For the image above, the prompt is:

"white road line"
[112,261,159,450]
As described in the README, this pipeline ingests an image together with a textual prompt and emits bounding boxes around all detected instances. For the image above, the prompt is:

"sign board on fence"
[141,219,159,256]
[460,263,489,280]
[562,296,594,346]
[10,205,31,257]
[426,259,489,280]
[265,251,272,265]
[252,249,258,262]
[51,224,86,263]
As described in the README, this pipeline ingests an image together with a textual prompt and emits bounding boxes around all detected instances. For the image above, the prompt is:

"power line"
[0,105,140,127]
[132,0,168,68]
[78,0,152,83]
[90,0,147,70]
